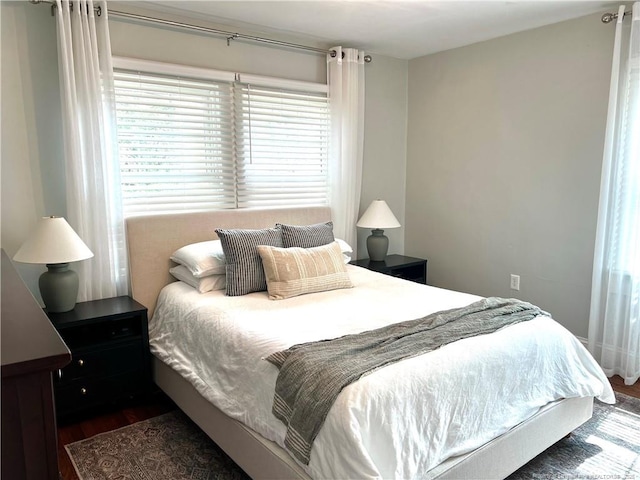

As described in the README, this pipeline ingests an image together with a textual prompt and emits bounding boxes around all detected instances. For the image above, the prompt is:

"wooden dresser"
[1,249,71,479]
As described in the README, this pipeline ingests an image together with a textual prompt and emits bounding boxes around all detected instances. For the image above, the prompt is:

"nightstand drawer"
[54,370,148,414]
[56,342,144,385]
[58,314,143,349]
[391,264,426,283]
[350,255,427,285]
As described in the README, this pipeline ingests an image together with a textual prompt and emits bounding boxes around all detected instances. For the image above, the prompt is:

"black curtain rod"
[29,0,373,63]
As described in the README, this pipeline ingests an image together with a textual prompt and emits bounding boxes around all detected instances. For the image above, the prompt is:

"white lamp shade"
[13,216,94,265]
[356,200,401,229]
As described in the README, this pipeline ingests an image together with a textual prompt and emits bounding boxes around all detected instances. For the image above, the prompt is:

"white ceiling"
[137,1,619,59]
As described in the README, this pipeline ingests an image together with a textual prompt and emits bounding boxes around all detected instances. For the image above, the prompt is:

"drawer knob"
[57,369,63,380]
[80,387,87,395]
[77,359,85,367]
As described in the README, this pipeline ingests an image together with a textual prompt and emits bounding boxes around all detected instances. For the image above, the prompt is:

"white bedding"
[149,265,615,480]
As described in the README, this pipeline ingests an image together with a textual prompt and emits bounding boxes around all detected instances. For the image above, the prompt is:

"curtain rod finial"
[329,50,372,63]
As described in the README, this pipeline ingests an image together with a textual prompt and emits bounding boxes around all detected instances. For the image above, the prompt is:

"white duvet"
[149,265,615,480]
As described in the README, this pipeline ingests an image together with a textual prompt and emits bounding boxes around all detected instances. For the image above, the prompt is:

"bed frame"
[125,206,594,480]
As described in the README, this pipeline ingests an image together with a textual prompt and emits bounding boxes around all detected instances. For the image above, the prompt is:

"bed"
[125,206,614,480]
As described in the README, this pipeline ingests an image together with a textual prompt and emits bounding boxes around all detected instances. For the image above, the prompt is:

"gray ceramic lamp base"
[366,229,389,262]
[40,263,79,313]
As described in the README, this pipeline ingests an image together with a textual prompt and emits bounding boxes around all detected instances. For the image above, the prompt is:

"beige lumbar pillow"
[257,241,353,300]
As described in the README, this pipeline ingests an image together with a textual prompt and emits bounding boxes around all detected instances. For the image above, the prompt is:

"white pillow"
[335,238,353,263]
[170,240,226,277]
[170,238,354,277]
[169,265,226,293]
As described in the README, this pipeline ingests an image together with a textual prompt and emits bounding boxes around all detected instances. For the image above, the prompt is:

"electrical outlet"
[510,274,520,291]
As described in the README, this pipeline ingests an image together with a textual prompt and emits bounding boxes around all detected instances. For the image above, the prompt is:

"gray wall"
[359,54,408,257]
[1,2,66,301]
[1,2,408,298]
[405,13,614,337]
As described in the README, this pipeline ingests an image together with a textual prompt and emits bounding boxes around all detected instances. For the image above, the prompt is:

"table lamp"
[13,216,94,312]
[356,200,401,261]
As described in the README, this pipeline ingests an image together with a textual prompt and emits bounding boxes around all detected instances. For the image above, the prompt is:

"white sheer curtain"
[56,0,128,301]
[327,47,365,254]
[588,3,640,385]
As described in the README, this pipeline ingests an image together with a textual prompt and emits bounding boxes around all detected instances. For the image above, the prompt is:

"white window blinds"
[235,83,329,208]
[113,59,329,216]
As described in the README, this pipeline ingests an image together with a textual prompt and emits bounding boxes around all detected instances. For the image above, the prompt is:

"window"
[113,58,329,216]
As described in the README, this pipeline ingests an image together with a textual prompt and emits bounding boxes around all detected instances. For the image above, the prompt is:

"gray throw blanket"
[265,297,549,465]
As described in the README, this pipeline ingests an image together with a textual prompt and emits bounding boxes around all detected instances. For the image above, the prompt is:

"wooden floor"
[57,376,639,480]
[608,374,640,398]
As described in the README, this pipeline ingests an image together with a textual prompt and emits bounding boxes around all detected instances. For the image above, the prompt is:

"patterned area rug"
[509,392,640,479]
[66,393,640,480]
[66,410,250,480]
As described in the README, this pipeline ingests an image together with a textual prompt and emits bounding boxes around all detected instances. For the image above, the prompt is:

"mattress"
[149,265,615,479]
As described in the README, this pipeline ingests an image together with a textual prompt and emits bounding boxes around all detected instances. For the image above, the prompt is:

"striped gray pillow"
[277,221,334,248]
[215,227,283,296]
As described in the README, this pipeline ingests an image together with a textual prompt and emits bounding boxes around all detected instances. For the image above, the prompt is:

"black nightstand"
[350,254,428,284]
[45,296,151,421]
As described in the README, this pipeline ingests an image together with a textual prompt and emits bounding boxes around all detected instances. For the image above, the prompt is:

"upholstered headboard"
[125,206,332,318]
